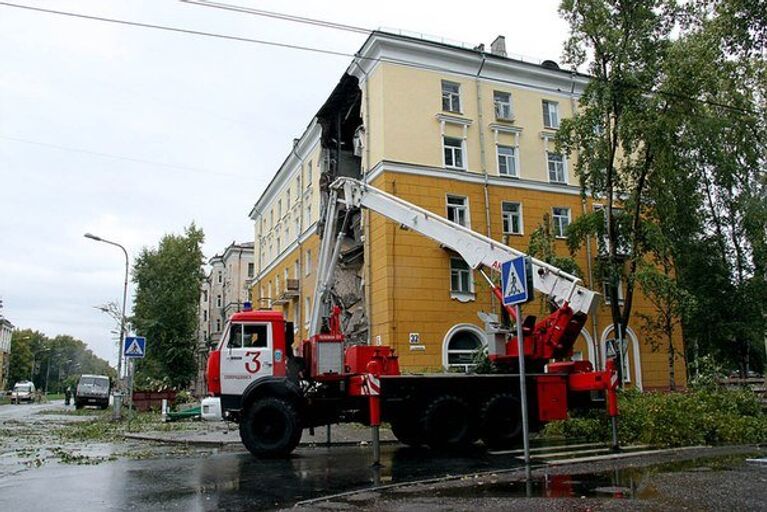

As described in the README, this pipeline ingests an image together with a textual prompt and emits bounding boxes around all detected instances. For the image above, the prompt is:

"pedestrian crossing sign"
[123,336,146,359]
[501,256,534,306]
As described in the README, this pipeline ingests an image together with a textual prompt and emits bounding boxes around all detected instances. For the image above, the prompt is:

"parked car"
[75,374,111,409]
[11,381,36,404]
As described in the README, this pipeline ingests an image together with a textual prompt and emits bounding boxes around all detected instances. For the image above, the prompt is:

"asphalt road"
[0,399,65,420]
[0,442,526,511]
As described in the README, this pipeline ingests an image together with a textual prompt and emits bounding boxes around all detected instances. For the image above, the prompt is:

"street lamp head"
[84,233,102,241]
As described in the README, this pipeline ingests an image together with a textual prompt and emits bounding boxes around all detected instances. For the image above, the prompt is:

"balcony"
[272,279,300,305]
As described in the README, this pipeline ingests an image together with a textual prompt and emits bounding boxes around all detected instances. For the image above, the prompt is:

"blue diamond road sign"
[501,256,534,306]
[123,336,146,359]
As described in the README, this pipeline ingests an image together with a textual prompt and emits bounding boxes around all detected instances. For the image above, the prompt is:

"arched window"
[444,329,484,372]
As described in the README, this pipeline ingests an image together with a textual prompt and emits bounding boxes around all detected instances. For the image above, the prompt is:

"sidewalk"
[124,422,397,447]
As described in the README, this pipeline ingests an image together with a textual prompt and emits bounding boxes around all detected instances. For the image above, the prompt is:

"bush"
[542,386,767,447]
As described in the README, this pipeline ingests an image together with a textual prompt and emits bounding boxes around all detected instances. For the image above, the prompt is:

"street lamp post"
[84,233,129,386]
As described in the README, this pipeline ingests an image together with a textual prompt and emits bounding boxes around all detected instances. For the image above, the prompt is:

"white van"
[11,381,36,404]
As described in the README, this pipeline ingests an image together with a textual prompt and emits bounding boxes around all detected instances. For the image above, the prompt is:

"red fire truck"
[207,178,619,457]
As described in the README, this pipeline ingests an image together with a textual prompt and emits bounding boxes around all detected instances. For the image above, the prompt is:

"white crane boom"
[310,177,598,336]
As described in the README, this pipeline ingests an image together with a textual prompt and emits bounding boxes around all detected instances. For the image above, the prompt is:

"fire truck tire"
[421,395,473,449]
[239,397,302,457]
[391,417,424,447]
[480,393,522,449]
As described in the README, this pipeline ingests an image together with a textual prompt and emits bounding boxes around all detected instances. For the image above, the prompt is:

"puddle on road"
[426,452,763,501]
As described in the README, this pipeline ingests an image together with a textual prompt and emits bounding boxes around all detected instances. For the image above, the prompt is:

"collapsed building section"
[315,73,367,345]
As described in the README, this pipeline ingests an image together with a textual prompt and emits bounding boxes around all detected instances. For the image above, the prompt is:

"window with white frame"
[304,296,311,324]
[494,91,513,120]
[295,215,300,236]
[443,136,465,169]
[441,80,461,112]
[602,279,624,305]
[286,189,291,207]
[450,257,473,294]
[247,262,254,278]
[306,161,312,187]
[547,152,566,183]
[270,209,274,228]
[276,236,281,255]
[446,195,469,227]
[305,249,312,276]
[217,271,222,284]
[502,201,523,235]
[294,259,300,279]
[277,199,282,218]
[445,330,484,372]
[552,207,571,238]
[497,145,518,177]
[305,204,312,226]
[542,100,560,129]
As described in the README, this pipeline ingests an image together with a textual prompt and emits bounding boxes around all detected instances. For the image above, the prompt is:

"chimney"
[490,35,507,57]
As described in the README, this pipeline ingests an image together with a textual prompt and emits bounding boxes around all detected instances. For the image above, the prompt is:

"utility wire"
[179,0,371,35]
[0,1,760,118]
[0,134,254,179]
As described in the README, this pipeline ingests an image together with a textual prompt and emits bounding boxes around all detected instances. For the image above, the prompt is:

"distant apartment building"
[247,31,686,391]
[195,242,254,392]
[0,316,13,390]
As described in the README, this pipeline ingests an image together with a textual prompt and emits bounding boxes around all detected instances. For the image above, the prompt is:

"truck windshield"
[14,384,32,392]
[228,323,268,349]
[80,377,109,389]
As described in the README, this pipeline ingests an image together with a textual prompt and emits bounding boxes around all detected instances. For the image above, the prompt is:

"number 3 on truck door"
[245,351,261,374]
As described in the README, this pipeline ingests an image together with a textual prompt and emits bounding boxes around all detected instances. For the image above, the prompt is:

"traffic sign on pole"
[501,256,534,306]
[123,336,146,359]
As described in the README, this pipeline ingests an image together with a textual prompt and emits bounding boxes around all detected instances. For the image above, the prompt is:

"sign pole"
[516,303,531,478]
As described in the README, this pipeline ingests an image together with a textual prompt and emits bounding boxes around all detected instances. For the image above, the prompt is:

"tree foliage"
[131,224,205,389]
[558,0,767,379]
[7,329,115,392]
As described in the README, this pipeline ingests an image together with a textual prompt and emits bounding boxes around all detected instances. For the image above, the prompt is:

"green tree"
[131,224,205,389]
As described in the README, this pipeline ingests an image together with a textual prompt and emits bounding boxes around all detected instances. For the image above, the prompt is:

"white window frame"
[602,280,625,305]
[501,201,523,235]
[441,80,461,113]
[552,207,571,239]
[547,151,567,184]
[449,257,474,300]
[305,204,312,226]
[542,100,560,129]
[443,136,466,170]
[493,91,513,120]
[446,195,470,228]
[247,262,254,278]
[304,296,311,325]
[306,160,312,187]
[442,324,486,373]
[497,144,518,177]
[305,250,312,276]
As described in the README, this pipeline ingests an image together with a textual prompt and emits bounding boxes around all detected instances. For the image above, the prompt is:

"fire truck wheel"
[239,397,302,457]
[421,395,473,449]
[391,417,424,447]
[480,393,522,450]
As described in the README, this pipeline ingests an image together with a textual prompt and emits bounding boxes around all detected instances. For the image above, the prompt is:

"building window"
[304,296,311,324]
[203,310,208,322]
[547,152,566,183]
[446,195,469,227]
[270,209,274,228]
[497,145,518,177]
[247,263,254,278]
[276,237,281,255]
[275,275,280,296]
[494,91,513,120]
[202,290,208,302]
[502,201,523,235]
[294,259,300,278]
[305,250,312,276]
[445,330,484,372]
[542,100,560,129]
[295,215,301,236]
[602,280,625,305]
[441,80,461,112]
[443,136,465,169]
[217,271,222,284]
[306,160,312,186]
[450,257,472,294]
[285,224,290,241]
[305,204,312,226]
[215,319,221,332]
[216,294,222,308]
[552,207,571,238]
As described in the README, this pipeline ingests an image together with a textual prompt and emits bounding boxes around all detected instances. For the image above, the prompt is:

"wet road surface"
[0,443,524,511]
[0,399,65,420]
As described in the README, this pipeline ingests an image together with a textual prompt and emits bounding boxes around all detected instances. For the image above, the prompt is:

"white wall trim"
[253,222,318,284]
[366,159,582,195]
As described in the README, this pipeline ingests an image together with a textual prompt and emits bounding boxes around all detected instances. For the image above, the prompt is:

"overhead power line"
[0,1,759,117]
[179,0,371,35]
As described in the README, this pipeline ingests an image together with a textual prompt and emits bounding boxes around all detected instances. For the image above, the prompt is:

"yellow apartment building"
[248,31,685,391]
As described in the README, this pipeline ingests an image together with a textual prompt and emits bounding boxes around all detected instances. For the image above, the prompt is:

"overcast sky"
[0,0,570,366]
